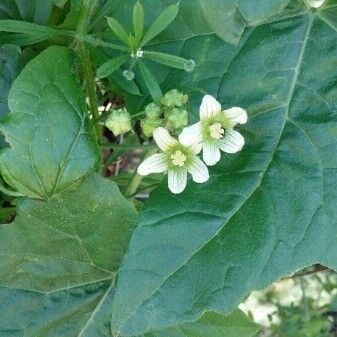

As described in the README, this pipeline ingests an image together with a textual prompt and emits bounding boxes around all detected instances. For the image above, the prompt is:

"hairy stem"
[76,0,101,142]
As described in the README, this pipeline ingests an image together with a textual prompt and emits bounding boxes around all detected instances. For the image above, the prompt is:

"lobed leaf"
[110,2,337,336]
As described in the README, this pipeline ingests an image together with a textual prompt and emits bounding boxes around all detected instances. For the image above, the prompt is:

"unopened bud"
[123,70,135,81]
[184,59,195,72]
[141,117,162,137]
[145,102,162,119]
[166,108,188,130]
[105,108,132,136]
[161,89,188,108]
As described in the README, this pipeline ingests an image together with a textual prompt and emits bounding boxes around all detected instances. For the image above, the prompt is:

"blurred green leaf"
[133,1,144,45]
[107,16,131,47]
[97,54,129,79]
[144,51,191,70]
[140,2,179,47]
[138,60,162,101]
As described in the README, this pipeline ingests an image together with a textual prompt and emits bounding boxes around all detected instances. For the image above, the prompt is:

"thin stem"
[76,0,101,142]
[125,148,158,197]
[300,278,310,321]
[99,143,156,150]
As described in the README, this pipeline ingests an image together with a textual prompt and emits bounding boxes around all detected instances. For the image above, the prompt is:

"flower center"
[209,123,224,139]
[171,150,187,167]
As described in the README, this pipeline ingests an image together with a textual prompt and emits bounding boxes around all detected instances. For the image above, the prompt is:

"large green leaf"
[199,0,292,44]
[0,46,99,199]
[0,278,259,337]
[110,1,337,336]
[0,173,137,336]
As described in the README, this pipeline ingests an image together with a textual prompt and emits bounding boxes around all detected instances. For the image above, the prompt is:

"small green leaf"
[0,32,56,46]
[133,1,144,45]
[140,2,179,47]
[144,51,193,70]
[0,19,58,35]
[107,16,131,47]
[97,54,129,79]
[138,60,162,101]
[0,46,99,199]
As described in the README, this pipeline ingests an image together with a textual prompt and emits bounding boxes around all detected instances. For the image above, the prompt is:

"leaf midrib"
[116,13,315,335]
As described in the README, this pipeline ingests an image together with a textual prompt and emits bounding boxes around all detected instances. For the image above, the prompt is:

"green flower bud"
[145,102,162,119]
[166,108,188,130]
[141,117,162,137]
[105,107,132,136]
[161,89,188,108]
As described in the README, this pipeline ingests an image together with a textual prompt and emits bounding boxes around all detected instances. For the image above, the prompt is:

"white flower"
[309,0,325,8]
[137,127,209,194]
[179,95,247,166]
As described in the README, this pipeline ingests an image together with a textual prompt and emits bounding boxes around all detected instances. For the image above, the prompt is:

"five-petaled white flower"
[137,127,209,194]
[179,95,248,166]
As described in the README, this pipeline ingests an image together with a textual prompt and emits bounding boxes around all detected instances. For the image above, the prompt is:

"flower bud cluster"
[140,89,189,137]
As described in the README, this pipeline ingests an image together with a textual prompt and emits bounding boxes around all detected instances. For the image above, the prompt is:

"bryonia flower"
[179,95,247,166]
[137,127,209,194]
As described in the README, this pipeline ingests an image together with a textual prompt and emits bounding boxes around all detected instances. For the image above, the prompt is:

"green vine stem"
[76,0,101,143]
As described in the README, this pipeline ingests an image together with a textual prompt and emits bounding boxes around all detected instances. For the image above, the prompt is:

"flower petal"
[199,95,222,120]
[223,107,248,125]
[137,153,168,176]
[203,142,221,166]
[168,168,187,194]
[219,129,245,154]
[189,142,202,155]
[188,157,209,183]
[153,127,178,152]
[179,122,202,146]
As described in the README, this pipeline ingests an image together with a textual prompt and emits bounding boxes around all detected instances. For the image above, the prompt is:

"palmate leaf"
[0,46,99,199]
[110,1,337,336]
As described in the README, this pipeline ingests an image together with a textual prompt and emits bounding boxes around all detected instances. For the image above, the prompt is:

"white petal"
[188,157,209,183]
[224,107,248,125]
[137,153,168,176]
[168,168,187,194]
[178,122,202,146]
[153,127,178,152]
[309,0,325,8]
[199,95,222,120]
[189,142,202,155]
[219,130,245,154]
[203,142,221,166]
